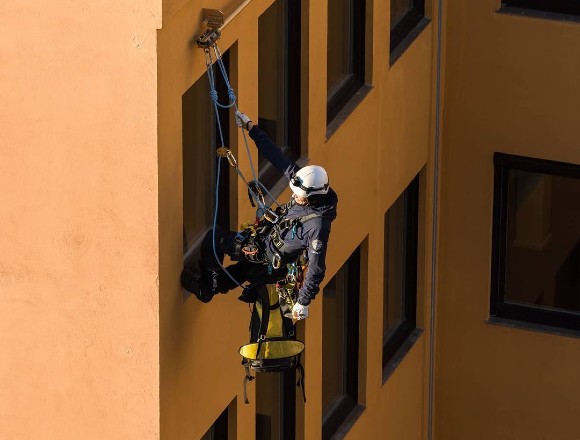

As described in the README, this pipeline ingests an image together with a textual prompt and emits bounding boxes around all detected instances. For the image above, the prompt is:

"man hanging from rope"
[181,110,338,320]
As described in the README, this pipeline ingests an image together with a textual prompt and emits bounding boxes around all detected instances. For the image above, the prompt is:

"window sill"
[496,6,580,24]
[487,316,580,340]
[382,328,423,384]
[326,85,373,140]
[390,17,431,66]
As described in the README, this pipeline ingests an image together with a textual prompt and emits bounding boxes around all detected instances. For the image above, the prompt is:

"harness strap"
[269,212,321,257]
[276,212,321,233]
[242,362,255,404]
[255,286,271,359]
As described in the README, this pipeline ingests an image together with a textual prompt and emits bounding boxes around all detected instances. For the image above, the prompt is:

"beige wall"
[0,1,161,439]
[436,1,580,439]
[159,0,436,439]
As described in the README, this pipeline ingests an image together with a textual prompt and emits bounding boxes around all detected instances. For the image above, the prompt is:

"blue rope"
[205,46,264,287]
[212,45,260,184]
[204,43,285,288]
[203,51,243,288]
[211,154,243,288]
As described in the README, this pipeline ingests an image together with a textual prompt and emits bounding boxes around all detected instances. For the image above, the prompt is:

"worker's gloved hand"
[292,302,309,320]
[235,110,252,130]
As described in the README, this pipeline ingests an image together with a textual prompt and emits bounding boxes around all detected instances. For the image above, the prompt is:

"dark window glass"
[327,0,365,125]
[258,0,301,192]
[501,1,580,16]
[390,0,425,54]
[182,51,231,258]
[201,405,229,440]
[383,175,419,368]
[256,370,296,440]
[491,153,580,331]
[322,247,361,439]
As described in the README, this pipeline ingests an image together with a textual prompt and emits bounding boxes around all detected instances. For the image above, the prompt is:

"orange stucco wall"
[0,2,161,439]
[158,0,437,439]
[436,1,580,439]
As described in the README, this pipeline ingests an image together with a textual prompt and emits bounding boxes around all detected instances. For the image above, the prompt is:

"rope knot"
[227,88,237,104]
[209,89,218,103]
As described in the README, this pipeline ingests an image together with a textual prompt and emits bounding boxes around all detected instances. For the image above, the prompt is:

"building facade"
[2,0,579,439]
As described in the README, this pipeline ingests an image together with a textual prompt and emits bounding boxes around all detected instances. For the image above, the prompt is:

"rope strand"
[205,41,280,287]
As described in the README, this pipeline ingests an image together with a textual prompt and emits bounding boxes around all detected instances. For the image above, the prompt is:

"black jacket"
[249,126,338,305]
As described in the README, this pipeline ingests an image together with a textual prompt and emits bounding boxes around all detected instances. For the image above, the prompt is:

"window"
[383,174,419,371]
[390,0,426,61]
[201,403,230,440]
[183,50,232,259]
[322,246,362,439]
[327,0,366,126]
[491,153,580,331]
[258,0,301,192]
[256,371,296,440]
[500,1,580,17]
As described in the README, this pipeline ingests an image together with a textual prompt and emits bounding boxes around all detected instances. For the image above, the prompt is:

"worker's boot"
[181,266,214,303]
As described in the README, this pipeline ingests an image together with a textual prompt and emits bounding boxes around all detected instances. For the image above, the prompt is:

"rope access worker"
[181,110,338,321]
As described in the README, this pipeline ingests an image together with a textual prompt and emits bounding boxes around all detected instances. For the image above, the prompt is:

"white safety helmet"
[289,165,329,198]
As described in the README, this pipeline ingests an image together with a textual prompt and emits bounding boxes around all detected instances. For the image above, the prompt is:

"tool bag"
[239,282,306,404]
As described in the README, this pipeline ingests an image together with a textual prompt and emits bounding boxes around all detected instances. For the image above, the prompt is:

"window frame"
[182,50,232,261]
[257,0,302,193]
[382,174,419,370]
[322,246,361,440]
[500,0,580,18]
[326,0,366,126]
[491,152,580,331]
[390,0,428,64]
[256,369,296,440]
[201,404,229,440]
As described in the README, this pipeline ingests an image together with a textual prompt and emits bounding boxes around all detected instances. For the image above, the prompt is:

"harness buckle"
[263,208,280,224]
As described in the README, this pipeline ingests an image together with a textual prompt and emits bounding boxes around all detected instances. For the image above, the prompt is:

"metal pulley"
[196,9,224,49]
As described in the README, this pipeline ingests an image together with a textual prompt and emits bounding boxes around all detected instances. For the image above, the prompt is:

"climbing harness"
[195,17,307,404]
[267,211,321,266]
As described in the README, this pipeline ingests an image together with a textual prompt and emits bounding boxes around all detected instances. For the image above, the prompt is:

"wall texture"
[436,1,580,439]
[0,1,161,439]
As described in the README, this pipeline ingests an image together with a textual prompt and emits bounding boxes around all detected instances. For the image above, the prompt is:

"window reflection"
[505,170,580,312]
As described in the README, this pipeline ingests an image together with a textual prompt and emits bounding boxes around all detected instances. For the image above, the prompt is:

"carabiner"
[216,147,238,168]
[272,252,282,269]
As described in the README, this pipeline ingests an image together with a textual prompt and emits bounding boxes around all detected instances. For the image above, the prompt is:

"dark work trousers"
[191,228,288,302]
